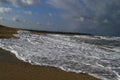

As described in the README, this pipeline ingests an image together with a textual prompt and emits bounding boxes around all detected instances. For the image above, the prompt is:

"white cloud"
[12,17,20,22]
[0,7,12,13]
[22,0,36,5]
[0,0,41,7]
[79,17,85,22]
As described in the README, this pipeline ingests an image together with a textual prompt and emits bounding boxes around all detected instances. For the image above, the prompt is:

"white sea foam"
[97,36,120,41]
[0,30,120,80]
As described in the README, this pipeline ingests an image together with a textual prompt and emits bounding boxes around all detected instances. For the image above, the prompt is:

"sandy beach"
[0,48,101,80]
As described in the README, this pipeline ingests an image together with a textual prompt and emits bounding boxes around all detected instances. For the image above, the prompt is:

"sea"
[0,30,120,80]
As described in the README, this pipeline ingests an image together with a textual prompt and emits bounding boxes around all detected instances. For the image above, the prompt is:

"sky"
[0,0,120,36]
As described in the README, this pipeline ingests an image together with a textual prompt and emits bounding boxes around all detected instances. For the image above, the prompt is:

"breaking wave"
[0,30,120,80]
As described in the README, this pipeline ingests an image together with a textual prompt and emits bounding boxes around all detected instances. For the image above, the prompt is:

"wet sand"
[0,48,101,80]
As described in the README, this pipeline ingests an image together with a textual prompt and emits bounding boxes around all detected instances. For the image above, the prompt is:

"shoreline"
[0,25,101,80]
[0,48,101,80]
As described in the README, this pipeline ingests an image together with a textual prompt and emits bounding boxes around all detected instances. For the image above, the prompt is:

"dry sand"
[0,25,18,38]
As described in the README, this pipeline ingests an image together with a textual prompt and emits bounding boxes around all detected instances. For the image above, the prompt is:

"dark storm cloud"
[47,0,120,36]
[95,1,120,36]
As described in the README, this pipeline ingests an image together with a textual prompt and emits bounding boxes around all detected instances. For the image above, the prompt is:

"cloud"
[0,17,4,20]
[0,0,41,7]
[0,7,12,13]
[12,17,20,22]
[12,17,29,24]
[24,11,32,15]
[48,13,52,17]
[22,0,34,5]
[47,0,120,36]
[36,22,41,25]
[47,0,110,21]
[46,0,80,10]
